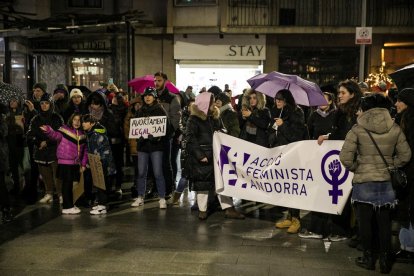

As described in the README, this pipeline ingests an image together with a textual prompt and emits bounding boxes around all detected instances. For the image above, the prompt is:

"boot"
[171,192,182,205]
[224,207,245,219]
[198,211,207,220]
[379,252,392,274]
[2,207,13,224]
[287,217,301,234]
[355,251,375,270]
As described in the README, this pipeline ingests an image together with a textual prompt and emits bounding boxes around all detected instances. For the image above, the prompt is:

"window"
[175,0,217,7]
[68,0,102,8]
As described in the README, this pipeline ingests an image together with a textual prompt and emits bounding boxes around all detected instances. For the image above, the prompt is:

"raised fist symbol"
[328,159,342,179]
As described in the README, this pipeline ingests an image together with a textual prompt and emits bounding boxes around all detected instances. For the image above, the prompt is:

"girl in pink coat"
[41,113,88,214]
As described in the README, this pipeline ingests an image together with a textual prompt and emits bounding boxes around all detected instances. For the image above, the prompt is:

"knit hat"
[398,88,414,107]
[70,88,84,99]
[53,84,68,96]
[39,93,52,104]
[33,82,47,93]
[207,86,222,97]
[195,92,213,116]
[142,87,158,98]
[216,92,230,106]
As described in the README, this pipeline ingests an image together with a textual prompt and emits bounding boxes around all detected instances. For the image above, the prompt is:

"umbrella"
[128,75,179,94]
[0,81,24,106]
[246,71,327,106]
[390,64,414,90]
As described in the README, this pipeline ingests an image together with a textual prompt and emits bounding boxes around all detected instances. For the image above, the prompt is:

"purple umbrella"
[247,71,327,106]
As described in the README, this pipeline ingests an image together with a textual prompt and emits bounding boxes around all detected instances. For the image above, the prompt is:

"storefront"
[174,34,265,95]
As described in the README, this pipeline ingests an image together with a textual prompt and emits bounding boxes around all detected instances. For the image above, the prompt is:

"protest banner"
[88,153,106,190]
[129,116,167,139]
[213,132,353,214]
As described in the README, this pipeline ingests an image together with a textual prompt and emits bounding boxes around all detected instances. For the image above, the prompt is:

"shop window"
[70,57,105,89]
[68,0,102,8]
[279,48,359,85]
[11,52,27,93]
[175,0,217,7]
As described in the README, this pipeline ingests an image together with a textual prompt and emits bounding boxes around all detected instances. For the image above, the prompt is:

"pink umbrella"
[128,75,180,94]
[247,71,327,107]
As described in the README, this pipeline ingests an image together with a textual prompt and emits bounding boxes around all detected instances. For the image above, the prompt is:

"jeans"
[352,181,396,208]
[137,151,166,198]
[176,177,188,193]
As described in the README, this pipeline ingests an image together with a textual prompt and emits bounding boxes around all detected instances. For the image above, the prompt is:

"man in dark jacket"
[0,103,13,223]
[154,72,182,196]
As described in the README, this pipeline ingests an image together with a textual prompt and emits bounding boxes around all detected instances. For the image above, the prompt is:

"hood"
[357,108,393,134]
[195,92,213,116]
[86,90,108,110]
[190,104,220,121]
[242,89,266,110]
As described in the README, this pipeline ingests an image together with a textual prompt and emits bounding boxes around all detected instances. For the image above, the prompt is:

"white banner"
[129,116,167,139]
[213,132,353,215]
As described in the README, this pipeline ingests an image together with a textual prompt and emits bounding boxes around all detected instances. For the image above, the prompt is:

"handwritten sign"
[129,116,167,139]
[88,153,106,190]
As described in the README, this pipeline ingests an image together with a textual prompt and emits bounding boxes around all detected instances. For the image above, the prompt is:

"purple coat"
[44,125,88,167]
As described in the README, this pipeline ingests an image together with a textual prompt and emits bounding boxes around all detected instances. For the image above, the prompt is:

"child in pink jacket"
[41,113,88,214]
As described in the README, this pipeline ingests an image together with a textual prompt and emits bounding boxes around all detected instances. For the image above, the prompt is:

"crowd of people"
[0,73,413,273]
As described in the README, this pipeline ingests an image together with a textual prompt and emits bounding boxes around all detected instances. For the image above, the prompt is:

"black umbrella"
[390,64,414,90]
[0,81,24,106]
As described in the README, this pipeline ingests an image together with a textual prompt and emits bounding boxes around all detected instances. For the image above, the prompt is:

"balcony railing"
[227,0,414,27]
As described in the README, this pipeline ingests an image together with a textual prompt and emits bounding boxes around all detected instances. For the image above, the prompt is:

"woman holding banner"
[131,87,169,209]
[270,89,308,234]
[186,92,244,220]
[340,93,411,273]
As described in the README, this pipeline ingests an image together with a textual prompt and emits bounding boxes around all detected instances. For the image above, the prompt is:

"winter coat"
[185,105,222,191]
[329,109,357,140]
[26,109,64,164]
[339,108,411,184]
[269,106,308,147]
[157,88,181,132]
[124,109,138,156]
[0,115,9,172]
[86,91,123,143]
[239,90,271,147]
[6,106,25,146]
[43,125,88,167]
[85,123,116,175]
[53,93,69,119]
[62,100,88,123]
[307,108,336,139]
[220,104,240,138]
[136,103,169,153]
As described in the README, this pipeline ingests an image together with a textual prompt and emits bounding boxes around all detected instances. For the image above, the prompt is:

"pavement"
[0,167,413,275]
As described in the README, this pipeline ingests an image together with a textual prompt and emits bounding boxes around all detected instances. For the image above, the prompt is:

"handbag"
[364,129,408,190]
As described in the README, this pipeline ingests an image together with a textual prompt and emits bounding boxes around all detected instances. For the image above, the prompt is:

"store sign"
[174,34,266,60]
[355,27,372,45]
[32,39,112,52]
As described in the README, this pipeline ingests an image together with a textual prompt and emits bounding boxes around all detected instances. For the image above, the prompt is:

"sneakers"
[131,196,144,207]
[1,208,13,223]
[275,218,292,229]
[115,189,123,199]
[159,198,167,209]
[328,235,348,242]
[198,211,208,220]
[90,205,107,215]
[59,195,63,204]
[298,230,323,239]
[62,207,81,215]
[39,194,53,204]
[287,217,301,234]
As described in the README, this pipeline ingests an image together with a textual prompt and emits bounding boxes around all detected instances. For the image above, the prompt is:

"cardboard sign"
[129,116,167,139]
[73,172,84,204]
[88,153,106,190]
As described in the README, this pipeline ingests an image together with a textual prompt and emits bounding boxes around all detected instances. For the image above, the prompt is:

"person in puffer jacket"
[41,113,88,215]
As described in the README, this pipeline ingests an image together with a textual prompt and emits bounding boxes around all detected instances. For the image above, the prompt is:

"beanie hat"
[398,88,414,107]
[70,88,84,99]
[142,87,158,98]
[216,92,230,106]
[33,82,47,93]
[39,93,52,103]
[53,84,68,96]
[207,86,222,97]
[195,92,213,116]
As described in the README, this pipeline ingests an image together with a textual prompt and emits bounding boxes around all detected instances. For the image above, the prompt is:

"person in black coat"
[186,92,244,220]
[130,87,169,209]
[26,93,64,204]
[270,89,308,234]
[394,88,414,263]
[62,89,88,123]
[0,103,13,223]
[239,89,271,147]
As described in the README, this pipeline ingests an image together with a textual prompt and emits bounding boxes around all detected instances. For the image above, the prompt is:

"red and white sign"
[356,27,372,44]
